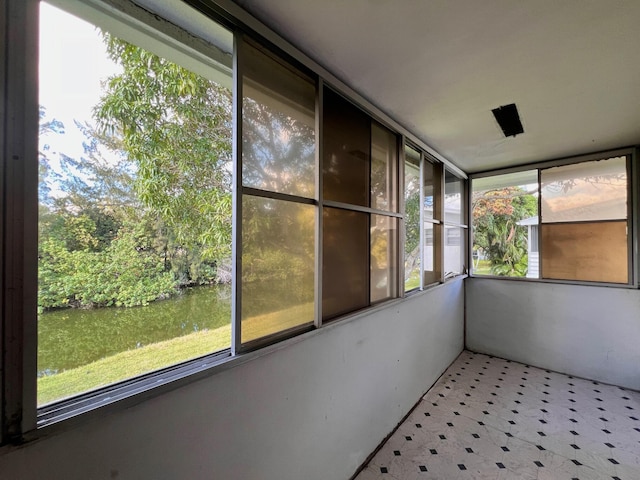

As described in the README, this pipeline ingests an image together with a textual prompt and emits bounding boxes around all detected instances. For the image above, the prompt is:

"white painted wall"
[0,280,464,480]
[466,278,640,391]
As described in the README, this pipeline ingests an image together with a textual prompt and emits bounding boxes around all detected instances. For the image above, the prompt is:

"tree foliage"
[38,34,234,311]
[95,34,233,261]
[473,187,537,276]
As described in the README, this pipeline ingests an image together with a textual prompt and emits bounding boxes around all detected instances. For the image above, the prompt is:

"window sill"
[467,274,637,289]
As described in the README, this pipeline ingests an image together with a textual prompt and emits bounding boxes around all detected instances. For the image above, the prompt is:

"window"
[404,146,421,291]
[423,157,442,286]
[404,145,465,290]
[540,156,629,283]
[471,152,633,285]
[322,88,400,319]
[240,42,316,346]
[471,170,538,277]
[37,2,234,405]
[444,169,467,277]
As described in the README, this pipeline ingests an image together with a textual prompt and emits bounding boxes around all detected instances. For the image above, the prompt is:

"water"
[38,284,232,376]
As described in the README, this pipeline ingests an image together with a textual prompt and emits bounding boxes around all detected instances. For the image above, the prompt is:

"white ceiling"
[232,0,640,174]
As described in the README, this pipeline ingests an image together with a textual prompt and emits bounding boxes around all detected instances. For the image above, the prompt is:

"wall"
[466,278,640,391]
[0,280,464,480]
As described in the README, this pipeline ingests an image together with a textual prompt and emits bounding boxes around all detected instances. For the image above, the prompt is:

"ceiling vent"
[492,103,524,137]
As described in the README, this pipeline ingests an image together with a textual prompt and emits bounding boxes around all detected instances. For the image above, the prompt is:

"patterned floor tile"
[354,351,640,480]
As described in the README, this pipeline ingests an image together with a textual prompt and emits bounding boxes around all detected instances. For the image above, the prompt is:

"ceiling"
[232,0,640,174]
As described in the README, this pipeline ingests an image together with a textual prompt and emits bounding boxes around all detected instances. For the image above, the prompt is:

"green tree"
[473,187,537,276]
[94,34,233,264]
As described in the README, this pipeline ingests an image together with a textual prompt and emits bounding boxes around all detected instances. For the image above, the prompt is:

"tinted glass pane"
[323,207,369,319]
[423,221,439,286]
[323,88,370,206]
[37,4,233,405]
[241,196,315,342]
[423,159,439,220]
[242,44,316,198]
[471,171,538,277]
[404,146,421,291]
[444,169,463,224]
[371,215,398,303]
[541,157,627,223]
[371,123,398,212]
[444,226,465,277]
[541,221,627,283]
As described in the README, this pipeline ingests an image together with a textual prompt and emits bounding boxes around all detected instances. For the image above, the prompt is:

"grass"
[473,259,492,275]
[38,301,315,406]
[38,324,232,405]
[404,271,421,291]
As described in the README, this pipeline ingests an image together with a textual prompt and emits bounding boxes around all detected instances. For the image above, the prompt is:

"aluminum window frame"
[469,147,637,288]
[320,85,402,320]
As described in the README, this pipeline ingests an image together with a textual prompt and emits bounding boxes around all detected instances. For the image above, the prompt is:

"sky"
[39,2,121,163]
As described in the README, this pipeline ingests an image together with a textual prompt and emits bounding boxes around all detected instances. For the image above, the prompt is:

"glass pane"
[404,146,421,291]
[444,226,465,277]
[444,169,463,224]
[471,171,538,277]
[371,122,398,212]
[323,207,369,319]
[38,3,233,405]
[541,221,627,283]
[323,88,370,206]
[371,215,398,303]
[241,196,315,343]
[242,43,316,198]
[423,221,439,286]
[541,157,627,223]
[423,159,439,220]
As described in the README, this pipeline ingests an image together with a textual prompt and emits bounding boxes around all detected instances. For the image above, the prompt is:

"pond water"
[38,284,232,375]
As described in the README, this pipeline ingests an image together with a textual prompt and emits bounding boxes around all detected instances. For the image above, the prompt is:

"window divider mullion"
[399,137,407,297]
[627,153,636,286]
[315,78,323,328]
[419,151,424,290]
[231,32,243,355]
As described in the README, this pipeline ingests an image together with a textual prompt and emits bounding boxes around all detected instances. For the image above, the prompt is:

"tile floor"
[355,350,640,480]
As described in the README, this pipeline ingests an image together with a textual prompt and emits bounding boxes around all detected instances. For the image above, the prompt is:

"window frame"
[320,86,403,321]
[402,142,466,294]
[1,0,467,444]
[469,147,637,288]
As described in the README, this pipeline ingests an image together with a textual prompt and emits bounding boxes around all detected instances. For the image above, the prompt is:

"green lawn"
[473,259,492,275]
[38,324,232,405]
[404,271,421,291]
[38,301,315,406]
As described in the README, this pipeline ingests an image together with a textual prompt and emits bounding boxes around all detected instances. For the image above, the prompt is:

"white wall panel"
[0,280,464,480]
[466,278,640,391]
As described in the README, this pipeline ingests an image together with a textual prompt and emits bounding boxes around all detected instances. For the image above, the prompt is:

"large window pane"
[242,43,316,198]
[241,196,315,343]
[322,207,369,319]
[444,169,463,224]
[471,170,538,277]
[371,123,398,212]
[540,156,629,284]
[404,146,421,291]
[444,226,465,277]
[541,157,627,223]
[371,215,398,303]
[423,221,439,286]
[541,221,628,283]
[323,88,370,206]
[423,159,439,221]
[38,4,233,405]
